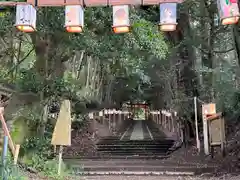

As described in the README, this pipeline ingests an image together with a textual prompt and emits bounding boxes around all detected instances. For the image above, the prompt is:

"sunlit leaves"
[131,17,168,59]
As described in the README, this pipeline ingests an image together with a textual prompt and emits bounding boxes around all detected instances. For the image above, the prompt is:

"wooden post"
[99,110,103,124]
[165,113,168,129]
[53,145,57,153]
[0,108,15,155]
[172,114,175,132]
[109,113,111,131]
[203,110,209,155]
[202,103,216,155]
[171,115,174,132]
[194,97,200,152]
[58,145,63,175]
[160,111,162,126]
[163,113,166,128]
[220,116,225,156]
[109,110,113,132]
[167,115,170,131]
[113,111,116,134]
[13,144,20,165]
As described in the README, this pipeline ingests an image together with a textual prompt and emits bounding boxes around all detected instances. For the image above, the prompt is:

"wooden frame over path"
[0,0,183,7]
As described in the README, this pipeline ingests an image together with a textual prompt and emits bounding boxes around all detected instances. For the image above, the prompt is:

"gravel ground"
[63,175,240,180]
[23,174,240,180]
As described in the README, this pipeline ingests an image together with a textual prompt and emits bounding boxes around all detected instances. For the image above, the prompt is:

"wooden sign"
[202,103,216,155]
[209,117,225,145]
[51,100,71,146]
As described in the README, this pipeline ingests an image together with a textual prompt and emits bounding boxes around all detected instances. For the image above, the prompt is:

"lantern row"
[15,3,180,33]
[88,109,130,119]
[150,110,175,117]
[6,0,240,34]
[26,0,184,7]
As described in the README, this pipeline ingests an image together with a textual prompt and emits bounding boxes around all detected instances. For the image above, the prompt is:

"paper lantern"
[112,5,130,33]
[217,0,240,25]
[159,3,177,31]
[104,109,108,114]
[88,112,94,119]
[65,5,84,33]
[15,4,36,32]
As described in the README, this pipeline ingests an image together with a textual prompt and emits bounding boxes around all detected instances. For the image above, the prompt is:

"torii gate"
[126,102,149,120]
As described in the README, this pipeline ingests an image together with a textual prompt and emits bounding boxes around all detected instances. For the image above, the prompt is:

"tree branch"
[6,48,34,75]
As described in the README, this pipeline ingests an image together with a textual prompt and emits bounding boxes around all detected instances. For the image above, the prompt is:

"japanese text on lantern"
[66,6,78,25]
[218,0,239,19]
[160,3,177,25]
[113,5,129,27]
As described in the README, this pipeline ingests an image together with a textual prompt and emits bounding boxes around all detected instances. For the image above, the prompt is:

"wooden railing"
[0,107,15,155]
[149,110,182,140]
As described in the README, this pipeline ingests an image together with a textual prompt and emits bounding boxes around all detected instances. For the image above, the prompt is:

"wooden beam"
[0,0,183,7]
[143,0,183,5]
[206,112,223,121]
[0,1,28,6]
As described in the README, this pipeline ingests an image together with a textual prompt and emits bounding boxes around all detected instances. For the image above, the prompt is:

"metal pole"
[2,136,8,180]
[194,97,200,152]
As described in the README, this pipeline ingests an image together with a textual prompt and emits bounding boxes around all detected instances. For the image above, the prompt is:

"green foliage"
[131,18,168,59]
[3,1,240,177]
[0,155,27,180]
[11,117,29,144]
[21,137,69,178]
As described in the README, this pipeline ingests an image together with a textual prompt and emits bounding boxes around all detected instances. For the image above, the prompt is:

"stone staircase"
[65,136,215,176]
[64,120,217,176]
[95,137,174,159]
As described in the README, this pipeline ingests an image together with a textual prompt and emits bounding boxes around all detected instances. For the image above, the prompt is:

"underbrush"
[19,136,70,179]
[0,155,26,179]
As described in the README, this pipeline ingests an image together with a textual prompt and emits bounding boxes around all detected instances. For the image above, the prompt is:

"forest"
[0,0,240,179]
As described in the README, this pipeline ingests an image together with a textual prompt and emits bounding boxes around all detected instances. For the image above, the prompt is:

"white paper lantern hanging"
[65,5,84,33]
[112,5,130,33]
[217,0,240,25]
[88,112,94,119]
[15,4,37,32]
[159,3,177,31]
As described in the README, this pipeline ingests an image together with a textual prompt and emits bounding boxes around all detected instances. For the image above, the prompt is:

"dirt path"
[68,175,240,180]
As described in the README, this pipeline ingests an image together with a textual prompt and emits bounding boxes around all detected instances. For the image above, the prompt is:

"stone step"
[64,157,217,176]
[97,147,171,151]
[64,159,218,167]
[97,144,173,147]
[97,151,169,155]
[63,155,170,160]
[67,163,216,176]
[97,141,174,146]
